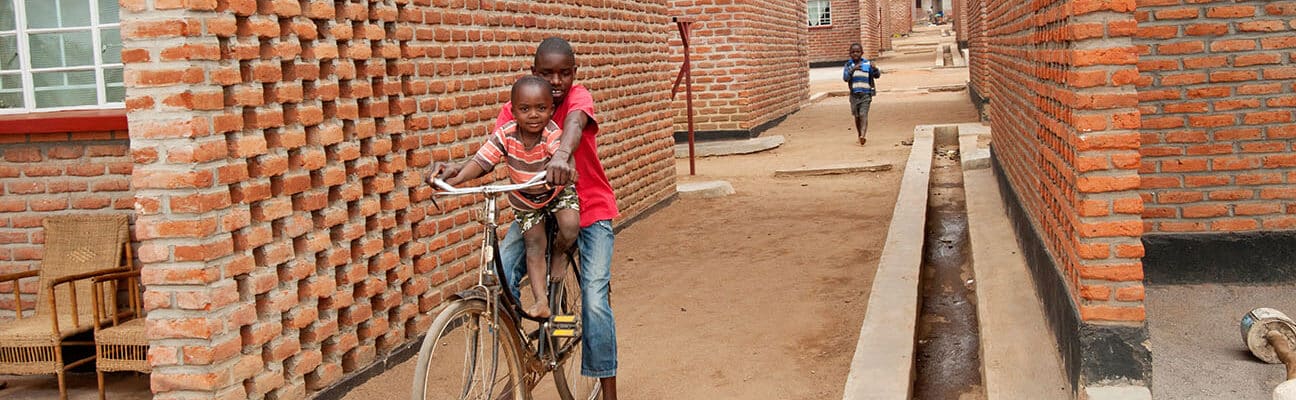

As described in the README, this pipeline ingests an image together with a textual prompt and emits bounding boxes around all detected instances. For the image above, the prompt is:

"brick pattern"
[122,0,675,398]
[669,0,808,133]
[808,0,862,64]
[966,0,988,98]
[1136,1,1296,234]
[0,133,134,318]
[860,0,881,58]
[879,0,893,51]
[981,0,1146,323]
[953,0,967,43]
[888,0,912,39]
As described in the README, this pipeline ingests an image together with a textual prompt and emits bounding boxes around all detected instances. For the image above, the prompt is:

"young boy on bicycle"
[431,75,580,319]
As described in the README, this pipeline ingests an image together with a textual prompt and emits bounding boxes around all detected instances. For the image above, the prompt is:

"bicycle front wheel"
[411,299,529,400]
[551,258,601,400]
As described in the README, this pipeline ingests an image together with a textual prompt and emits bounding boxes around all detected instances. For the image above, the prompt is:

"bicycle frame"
[432,173,584,382]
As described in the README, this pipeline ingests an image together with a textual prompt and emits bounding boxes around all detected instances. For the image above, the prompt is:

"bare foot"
[525,302,552,319]
[858,136,867,145]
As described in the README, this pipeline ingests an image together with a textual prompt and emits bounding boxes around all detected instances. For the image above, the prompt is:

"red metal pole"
[672,17,696,176]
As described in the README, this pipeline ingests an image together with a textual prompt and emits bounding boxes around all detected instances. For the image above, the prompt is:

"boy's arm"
[871,65,882,79]
[443,161,487,186]
[546,110,589,185]
[842,62,852,82]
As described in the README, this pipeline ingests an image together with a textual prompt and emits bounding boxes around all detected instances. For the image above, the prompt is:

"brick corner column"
[122,1,256,399]
[1066,0,1151,395]
[859,0,881,58]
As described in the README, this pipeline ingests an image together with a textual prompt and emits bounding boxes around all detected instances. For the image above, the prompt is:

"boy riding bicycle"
[430,75,580,319]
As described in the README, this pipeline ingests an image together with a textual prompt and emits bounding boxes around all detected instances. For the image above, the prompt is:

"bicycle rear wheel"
[411,299,529,400]
[551,258,601,400]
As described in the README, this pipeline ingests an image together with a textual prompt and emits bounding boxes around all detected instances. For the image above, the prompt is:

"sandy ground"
[344,29,977,399]
[1148,284,1296,399]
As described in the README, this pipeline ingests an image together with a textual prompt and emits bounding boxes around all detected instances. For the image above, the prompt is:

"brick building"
[1,0,679,398]
[668,0,809,139]
[966,0,1296,397]
[806,0,914,66]
[807,0,863,65]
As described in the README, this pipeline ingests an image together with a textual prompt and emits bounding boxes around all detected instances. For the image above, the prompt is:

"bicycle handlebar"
[431,170,550,196]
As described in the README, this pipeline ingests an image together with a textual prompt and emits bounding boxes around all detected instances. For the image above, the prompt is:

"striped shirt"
[471,120,566,211]
[844,58,880,95]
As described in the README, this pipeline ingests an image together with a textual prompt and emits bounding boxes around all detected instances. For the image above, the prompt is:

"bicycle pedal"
[548,314,580,337]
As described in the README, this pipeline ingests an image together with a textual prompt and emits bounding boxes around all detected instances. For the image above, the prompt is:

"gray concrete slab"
[841,125,933,400]
[675,180,734,199]
[673,135,785,158]
[921,84,968,93]
[961,127,1071,400]
[957,123,990,171]
[773,163,892,177]
[1148,284,1296,399]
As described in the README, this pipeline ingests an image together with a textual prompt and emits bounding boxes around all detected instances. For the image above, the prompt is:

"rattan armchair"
[90,269,146,400]
[0,214,131,400]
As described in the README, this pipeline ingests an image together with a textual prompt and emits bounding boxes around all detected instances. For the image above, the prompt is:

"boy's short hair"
[512,75,553,99]
[850,42,862,49]
[536,37,575,59]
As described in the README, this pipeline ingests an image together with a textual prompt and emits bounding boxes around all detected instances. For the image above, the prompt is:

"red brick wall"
[808,0,862,63]
[121,0,676,398]
[0,132,134,318]
[966,0,988,99]
[982,0,1146,323]
[878,1,892,51]
[1136,1,1296,234]
[861,0,882,58]
[669,0,808,133]
[953,0,967,43]
[888,0,912,39]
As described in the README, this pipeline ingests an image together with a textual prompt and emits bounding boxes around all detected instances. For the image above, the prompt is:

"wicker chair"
[0,214,131,400]
[90,269,146,400]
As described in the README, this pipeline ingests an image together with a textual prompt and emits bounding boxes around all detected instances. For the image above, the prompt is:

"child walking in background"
[430,75,580,319]
[844,42,882,145]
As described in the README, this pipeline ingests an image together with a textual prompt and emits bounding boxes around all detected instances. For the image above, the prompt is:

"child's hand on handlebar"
[427,162,461,187]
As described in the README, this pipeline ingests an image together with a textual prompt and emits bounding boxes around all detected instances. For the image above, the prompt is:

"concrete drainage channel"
[843,123,992,400]
[912,126,985,399]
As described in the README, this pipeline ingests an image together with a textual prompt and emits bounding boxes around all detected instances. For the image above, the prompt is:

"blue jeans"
[500,219,617,378]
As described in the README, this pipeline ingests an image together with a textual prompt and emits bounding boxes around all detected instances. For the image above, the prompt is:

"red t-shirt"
[495,84,619,227]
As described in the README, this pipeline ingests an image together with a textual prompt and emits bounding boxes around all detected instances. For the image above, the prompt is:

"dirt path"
[344,29,978,400]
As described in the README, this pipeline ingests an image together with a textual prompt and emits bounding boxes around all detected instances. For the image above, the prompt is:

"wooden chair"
[90,269,147,400]
[0,214,131,400]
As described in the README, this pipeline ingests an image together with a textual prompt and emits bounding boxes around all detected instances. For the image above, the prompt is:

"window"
[808,0,831,27]
[0,0,123,113]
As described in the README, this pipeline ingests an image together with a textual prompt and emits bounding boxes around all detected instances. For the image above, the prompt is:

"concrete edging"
[958,123,1073,399]
[841,125,934,400]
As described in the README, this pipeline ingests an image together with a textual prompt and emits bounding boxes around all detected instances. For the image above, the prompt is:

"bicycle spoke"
[415,301,525,400]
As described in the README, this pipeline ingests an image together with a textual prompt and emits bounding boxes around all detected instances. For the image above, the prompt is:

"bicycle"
[411,171,601,400]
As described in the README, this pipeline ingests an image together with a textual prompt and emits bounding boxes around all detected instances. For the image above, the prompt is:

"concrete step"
[674,135,784,158]
[773,162,892,177]
[676,180,734,199]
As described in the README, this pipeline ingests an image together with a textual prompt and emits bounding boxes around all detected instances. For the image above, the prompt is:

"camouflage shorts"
[515,186,580,232]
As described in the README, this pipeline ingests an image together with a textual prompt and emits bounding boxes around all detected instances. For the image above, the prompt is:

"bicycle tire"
[551,257,601,400]
[411,299,529,400]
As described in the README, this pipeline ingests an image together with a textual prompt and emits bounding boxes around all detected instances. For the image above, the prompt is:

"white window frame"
[808,0,832,27]
[0,0,123,114]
